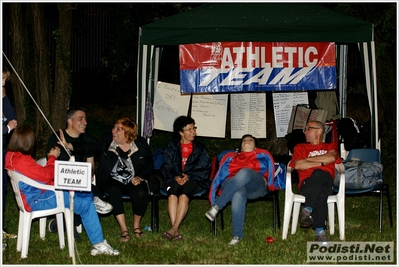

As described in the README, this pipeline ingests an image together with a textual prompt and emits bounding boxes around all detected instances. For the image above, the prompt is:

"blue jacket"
[209,149,274,204]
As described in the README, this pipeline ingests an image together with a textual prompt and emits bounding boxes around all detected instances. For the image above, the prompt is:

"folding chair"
[335,148,393,233]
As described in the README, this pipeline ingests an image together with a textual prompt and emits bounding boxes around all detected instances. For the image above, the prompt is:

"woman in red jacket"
[5,125,119,256]
[206,134,274,246]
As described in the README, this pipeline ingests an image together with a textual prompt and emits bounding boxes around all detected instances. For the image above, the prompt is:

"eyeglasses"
[113,126,124,132]
[303,126,321,132]
[183,127,197,132]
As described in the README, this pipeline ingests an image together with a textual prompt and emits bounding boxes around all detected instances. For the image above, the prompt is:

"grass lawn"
[2,179,396,265]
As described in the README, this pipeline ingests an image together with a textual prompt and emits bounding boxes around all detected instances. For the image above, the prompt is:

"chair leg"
[384,184,393,228]
[152,194,159,232]
[16,211,24,252]
[39,217,46,240]
[282,195,294,240]
[56,213,66,250]
[337,200,345,241]
[291,202,301,235]
[150,194,154,232]
[220,209,224,230]
[213,217,217,236]
[276,193,281,229]
[21,213,32,258]
[327,202,335,235]
[379,189,383,233]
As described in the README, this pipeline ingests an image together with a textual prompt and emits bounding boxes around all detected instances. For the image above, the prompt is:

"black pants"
[107,179,149,217]
[299,169,333,229]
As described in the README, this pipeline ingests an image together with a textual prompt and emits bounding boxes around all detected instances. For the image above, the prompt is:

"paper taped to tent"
[136,3,379,150]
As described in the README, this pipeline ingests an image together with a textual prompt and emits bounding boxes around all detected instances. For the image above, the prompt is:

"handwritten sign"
[272,92,308,138]
[191,94,228,138]
[54,161,92,191]
[153,82,191,132]
[231,93,266,139]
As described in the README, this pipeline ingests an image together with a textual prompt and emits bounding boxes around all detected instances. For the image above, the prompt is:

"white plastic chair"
[7,170,73,258]
[36,157,82,234]
[282,161,345,240]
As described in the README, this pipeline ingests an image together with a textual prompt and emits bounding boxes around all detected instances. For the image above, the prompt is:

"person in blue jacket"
[161,116,211,241]
[206,134,274,246]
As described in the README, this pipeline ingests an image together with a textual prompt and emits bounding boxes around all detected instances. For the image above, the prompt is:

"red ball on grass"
[266,236,275,244]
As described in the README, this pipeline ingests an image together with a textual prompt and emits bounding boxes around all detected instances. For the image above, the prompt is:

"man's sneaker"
[228,236,241,246]
[90,240,120,256]
[94,197,113,214]
[205,205,219,221]
[300,208,313,228]
[315,230,328,245]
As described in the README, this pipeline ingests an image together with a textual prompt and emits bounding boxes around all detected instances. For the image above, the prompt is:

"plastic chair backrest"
[346,148,380,163]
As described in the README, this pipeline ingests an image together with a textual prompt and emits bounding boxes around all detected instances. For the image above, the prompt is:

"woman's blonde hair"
[115,117,138,143]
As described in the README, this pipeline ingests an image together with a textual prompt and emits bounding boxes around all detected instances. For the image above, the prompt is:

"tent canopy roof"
[140,3,373,45]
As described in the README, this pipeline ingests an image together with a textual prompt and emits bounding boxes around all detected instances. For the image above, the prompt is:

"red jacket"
[5,151,57,211]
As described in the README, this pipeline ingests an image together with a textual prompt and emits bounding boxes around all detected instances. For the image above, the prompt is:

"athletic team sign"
[179,42,336,93]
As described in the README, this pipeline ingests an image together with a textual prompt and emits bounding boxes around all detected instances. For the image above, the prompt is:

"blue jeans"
[30,190,104,245]
[214,168,267,238]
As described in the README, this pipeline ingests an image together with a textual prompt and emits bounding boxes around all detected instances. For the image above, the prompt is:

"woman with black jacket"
[160,116,211,241]
[59,117,154,242]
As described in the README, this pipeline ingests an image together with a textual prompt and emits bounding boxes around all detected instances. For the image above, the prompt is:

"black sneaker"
[48,218,58,233]
[300,208,313,228]
[48,218,71,233]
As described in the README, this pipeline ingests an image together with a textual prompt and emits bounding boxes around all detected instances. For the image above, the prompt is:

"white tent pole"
[139,44,149,137]
[361,41,378,150]
[370,41,379,150]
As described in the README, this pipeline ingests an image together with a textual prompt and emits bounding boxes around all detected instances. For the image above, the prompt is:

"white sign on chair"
[54,160,92,192]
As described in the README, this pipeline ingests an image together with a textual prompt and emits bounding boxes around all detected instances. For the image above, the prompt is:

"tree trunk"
[51,3,73,131]
[30,3,52,138]
[8,3,27,123]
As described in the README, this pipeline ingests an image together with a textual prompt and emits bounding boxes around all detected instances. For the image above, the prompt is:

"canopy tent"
[137,3,379,149]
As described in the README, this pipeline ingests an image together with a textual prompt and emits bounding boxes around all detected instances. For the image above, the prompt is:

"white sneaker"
[228,236,241,246]
[90,240,120,256]
[205,205,219,221]
[94,197,113,214]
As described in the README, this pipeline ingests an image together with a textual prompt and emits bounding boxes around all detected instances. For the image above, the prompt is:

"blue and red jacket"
[209,148,274,205]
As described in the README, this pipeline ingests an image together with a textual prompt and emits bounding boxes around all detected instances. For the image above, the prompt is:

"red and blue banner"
[179,42,336,93]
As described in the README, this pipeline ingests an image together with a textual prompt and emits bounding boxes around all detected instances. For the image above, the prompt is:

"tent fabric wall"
[137,3,379,149]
